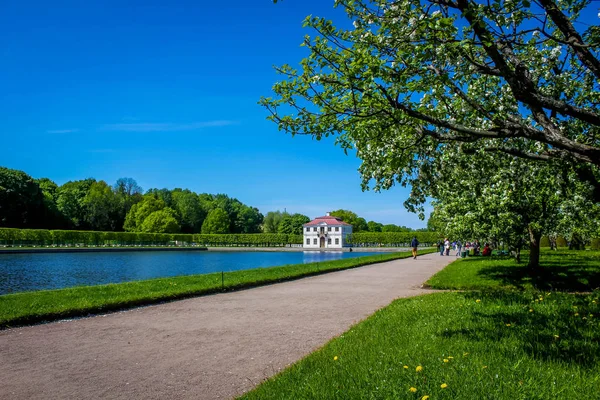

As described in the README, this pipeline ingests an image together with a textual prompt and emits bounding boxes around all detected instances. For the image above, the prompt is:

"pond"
[0,250,385,295]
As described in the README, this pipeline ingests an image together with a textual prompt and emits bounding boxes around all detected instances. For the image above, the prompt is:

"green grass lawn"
[0,249,435,329]
[241,250,600,400]
[426,250,600,292]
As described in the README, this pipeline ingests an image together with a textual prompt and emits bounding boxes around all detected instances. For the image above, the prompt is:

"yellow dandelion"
[447,356,454,359]
[443,359,449,363]
[333,356,338,361]
[441,383,448,389]
[574,313,579,316]
[421,396,430,400]
[529,309,534,312]
[404,365,409,369]
[409,387,417,393]
[506,323,511,327]
[476,299,481,303]
[416,365,423,372]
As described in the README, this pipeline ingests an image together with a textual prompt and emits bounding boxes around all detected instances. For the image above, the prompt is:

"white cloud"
[102,120,238,132]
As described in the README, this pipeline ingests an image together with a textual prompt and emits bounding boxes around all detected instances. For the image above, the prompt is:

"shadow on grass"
[475,252,600,292]
[442,291,600,367]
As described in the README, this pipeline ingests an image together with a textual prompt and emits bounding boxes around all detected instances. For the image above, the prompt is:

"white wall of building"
[302,223,353,249]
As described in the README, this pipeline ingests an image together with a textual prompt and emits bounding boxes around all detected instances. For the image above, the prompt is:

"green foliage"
[540,236,550,247]
[0,166,45,228]
[591,238,600,250]
[140,208,180,233]
[201,208,231,234]
[557,236,568,247]
[263,211,287,233]
[0,227,305,247]
[366,221,383,232]
[123,195,167,232]
[347,231,439,246]
[278,213,310,235]
[0,250,432,328]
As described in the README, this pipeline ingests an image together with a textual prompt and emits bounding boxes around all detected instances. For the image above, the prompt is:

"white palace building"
[303,213,353,249]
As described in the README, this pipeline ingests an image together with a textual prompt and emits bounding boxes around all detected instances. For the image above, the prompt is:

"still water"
[0,250,383,294]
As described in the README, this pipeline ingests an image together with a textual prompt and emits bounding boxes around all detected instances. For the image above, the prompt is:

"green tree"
[140,208,180,233]
[263,211,288,233]
[82,181,120,231]
[56,178,97,229]
[0,167,44,228]
[36,177,64,228]
[172,190,205,233]
[201,208,231,234]
[123,196,167,232]
[367,221,383,232]
[263,0,600,210]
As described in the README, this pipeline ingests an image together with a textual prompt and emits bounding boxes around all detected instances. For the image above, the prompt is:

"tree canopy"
[263,0,600,211]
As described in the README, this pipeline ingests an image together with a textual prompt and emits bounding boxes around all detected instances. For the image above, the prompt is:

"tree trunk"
[528,227,542,269]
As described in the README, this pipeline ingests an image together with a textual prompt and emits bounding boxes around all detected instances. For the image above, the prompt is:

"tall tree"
[123,196,167,232]
[263,211,288,233]
[172,190,205,233]
[201,208,231,234]
[140,208,180,233]
[263,0,600,210]
[82,181,120,231]
[0,167,44,228]
[56,178,96,229]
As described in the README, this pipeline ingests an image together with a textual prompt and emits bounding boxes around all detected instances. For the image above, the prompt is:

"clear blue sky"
[0,0,430,227]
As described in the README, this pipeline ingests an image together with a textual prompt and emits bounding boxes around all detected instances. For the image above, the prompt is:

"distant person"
[455,240,462,257]
[439,240,444,256]
[482,243,492,256]
[444,238,450,256]
[411,236,419,259]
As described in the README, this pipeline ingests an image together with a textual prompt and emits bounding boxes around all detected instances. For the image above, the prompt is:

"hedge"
[0,228,302,248]
[347,232,440,247]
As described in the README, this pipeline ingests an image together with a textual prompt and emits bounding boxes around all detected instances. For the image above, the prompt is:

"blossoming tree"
[262,0,600,207]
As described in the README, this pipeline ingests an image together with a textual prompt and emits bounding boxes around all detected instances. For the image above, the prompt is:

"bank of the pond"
[0,246,416,254]
[0,249,436,329]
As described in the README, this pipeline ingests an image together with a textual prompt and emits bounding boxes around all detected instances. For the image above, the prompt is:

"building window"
[306,227,310,232]
[306,238,310,245]
[313,238,317,245]
[335,227,339,232]
[327,227,331,232]
[335,238,340,245]
[313,227,317,232]
[327,238,331,244]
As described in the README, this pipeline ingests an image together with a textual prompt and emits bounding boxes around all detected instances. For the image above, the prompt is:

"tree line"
[0,166,426,235]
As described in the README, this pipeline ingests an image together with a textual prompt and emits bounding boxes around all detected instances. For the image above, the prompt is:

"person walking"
[411,236,419,259]
[455,240,462,257]
[444,238,451,256]
[439,240,445,256]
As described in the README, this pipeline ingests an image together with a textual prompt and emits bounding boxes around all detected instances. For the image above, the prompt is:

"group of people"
[437,239,492,257]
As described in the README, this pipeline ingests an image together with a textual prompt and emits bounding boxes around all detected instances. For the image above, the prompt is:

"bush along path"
[241,250,600,400]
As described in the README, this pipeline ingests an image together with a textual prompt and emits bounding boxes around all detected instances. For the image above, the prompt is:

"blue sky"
[2,1,424,227]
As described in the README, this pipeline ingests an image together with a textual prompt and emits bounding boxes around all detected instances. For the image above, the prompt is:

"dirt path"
[0,253,455,400]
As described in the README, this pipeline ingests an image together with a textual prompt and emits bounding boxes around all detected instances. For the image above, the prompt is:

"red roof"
[303,216,352,227]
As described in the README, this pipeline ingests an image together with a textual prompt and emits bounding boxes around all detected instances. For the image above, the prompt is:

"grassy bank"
[426,250,600,292]
[241,250,600,399]
[241,291,600,399]
[0,249,435,329]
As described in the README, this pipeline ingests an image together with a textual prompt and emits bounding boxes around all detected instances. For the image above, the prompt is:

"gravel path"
[0,253,455,400]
